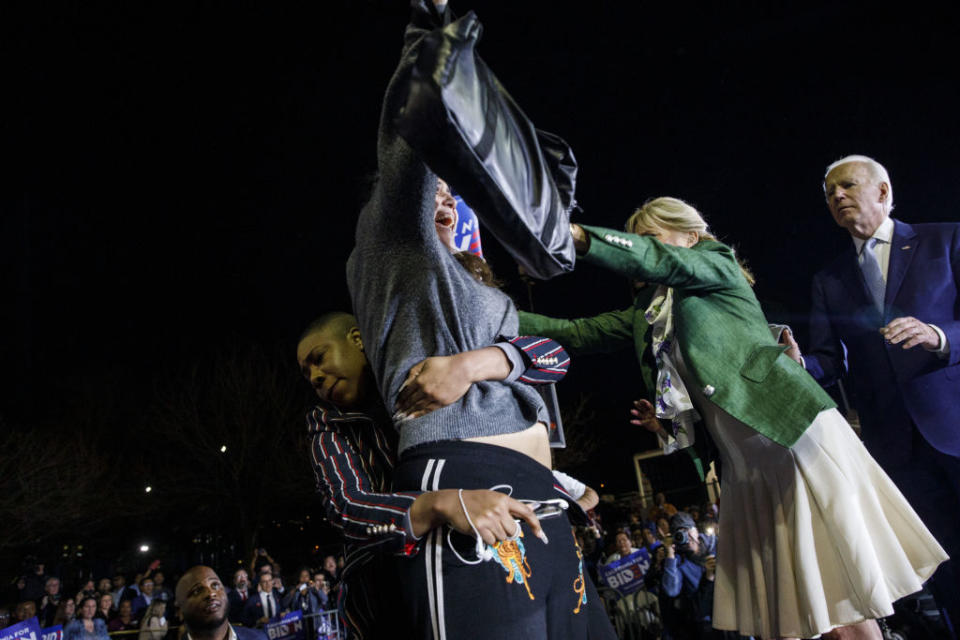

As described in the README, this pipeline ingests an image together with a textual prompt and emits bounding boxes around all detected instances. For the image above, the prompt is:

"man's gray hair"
[824,154,894,213]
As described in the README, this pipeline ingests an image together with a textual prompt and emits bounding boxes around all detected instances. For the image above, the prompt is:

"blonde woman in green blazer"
[518,197,946,640]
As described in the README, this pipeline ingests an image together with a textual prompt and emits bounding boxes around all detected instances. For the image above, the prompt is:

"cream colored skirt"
[703,405,947,638]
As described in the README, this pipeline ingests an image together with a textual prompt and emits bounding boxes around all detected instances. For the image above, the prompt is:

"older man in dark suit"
[791,154,960,636]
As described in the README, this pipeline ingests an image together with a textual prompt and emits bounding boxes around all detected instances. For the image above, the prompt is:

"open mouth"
[435,212,455,228]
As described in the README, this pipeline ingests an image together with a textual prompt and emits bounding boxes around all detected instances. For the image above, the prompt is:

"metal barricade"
[303,610,341,640]
[597,585,662,640]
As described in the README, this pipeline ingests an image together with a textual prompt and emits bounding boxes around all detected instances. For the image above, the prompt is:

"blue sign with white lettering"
[453,196,483,258]
[41,625,62,640]
[599,548,652,596]
[1,617,41,640]
[265,609,303,640]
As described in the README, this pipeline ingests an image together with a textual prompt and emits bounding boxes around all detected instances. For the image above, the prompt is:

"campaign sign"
[453,196,483,258]
[599,548,652,596]
[265,610,303,640]
[41,626,62,640]
[1,617,41,640]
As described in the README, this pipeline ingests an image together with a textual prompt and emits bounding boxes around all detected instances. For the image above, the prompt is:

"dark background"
[4,0,960,572]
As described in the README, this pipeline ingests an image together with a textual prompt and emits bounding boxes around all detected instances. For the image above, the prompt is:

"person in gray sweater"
[345,2,587,638]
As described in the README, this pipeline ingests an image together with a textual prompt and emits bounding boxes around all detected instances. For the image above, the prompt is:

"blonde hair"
[626,197,755,286]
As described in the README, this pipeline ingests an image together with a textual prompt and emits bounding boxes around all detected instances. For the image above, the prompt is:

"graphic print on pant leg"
[490,530,535,600]
[572,529,587,614]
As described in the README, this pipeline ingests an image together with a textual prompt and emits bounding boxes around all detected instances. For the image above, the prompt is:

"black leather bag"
[396,3,578,280]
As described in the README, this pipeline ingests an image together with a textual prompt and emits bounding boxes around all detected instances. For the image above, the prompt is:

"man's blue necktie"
[859,237,885,312]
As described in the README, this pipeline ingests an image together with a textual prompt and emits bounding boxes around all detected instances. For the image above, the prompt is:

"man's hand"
[395,347,511,419]
[880,316,941,350]
[630,399,665,435]
[778,328,803,364]
[665,543,675,559]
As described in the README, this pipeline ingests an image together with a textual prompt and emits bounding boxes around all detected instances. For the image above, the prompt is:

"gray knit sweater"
[346,9,548,453]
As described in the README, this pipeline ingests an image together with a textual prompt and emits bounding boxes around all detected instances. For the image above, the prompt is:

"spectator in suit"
[111,574,137,609]
[130,578,155,618]
[176,566,265,640]
[226,569,250,624]
[242,572,280,629]
[791,154,960,634]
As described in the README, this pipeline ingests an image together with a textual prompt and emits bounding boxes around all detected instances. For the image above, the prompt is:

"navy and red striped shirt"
[306,336,570,557]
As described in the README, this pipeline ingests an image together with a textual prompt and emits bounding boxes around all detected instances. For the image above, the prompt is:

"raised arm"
[357,0,453,250]
[573,223,746,293]
[518,309,635,355]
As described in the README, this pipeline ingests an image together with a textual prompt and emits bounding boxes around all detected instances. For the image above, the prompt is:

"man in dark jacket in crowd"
[176,566,265,640]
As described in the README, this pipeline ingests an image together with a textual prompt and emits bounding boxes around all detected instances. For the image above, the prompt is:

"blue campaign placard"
[599,548,652,596]
[1,617,42,640]
[41,626,62,640]
[265,609,303,640]
[453,196,483,258]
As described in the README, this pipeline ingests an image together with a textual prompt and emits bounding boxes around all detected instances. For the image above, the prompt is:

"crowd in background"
[3,483,946,640]
[2,487,720,640]
[1,550,346,640]
[576,492,725,640]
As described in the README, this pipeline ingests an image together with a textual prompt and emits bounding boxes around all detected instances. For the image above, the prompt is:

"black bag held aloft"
[396,3,578,281]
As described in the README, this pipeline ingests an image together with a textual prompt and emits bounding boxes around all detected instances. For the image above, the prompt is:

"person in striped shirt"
[296,312,569,638]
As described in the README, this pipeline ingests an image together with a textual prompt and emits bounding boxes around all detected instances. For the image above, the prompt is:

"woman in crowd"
[137,600,167,640]
[51,598,76,627]
[64,597,109,640]
[519,197,947,639]
[95,594,112,622]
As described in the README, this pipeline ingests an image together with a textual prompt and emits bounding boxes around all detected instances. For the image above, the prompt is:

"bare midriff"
[465,422,551,468]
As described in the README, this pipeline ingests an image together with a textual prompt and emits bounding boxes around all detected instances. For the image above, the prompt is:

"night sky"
[6,1,960,492]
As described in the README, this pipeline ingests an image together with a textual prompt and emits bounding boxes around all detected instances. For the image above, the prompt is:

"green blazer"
[519,224,835,449]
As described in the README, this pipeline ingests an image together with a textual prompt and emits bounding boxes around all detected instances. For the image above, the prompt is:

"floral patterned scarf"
[644,286,701,454]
